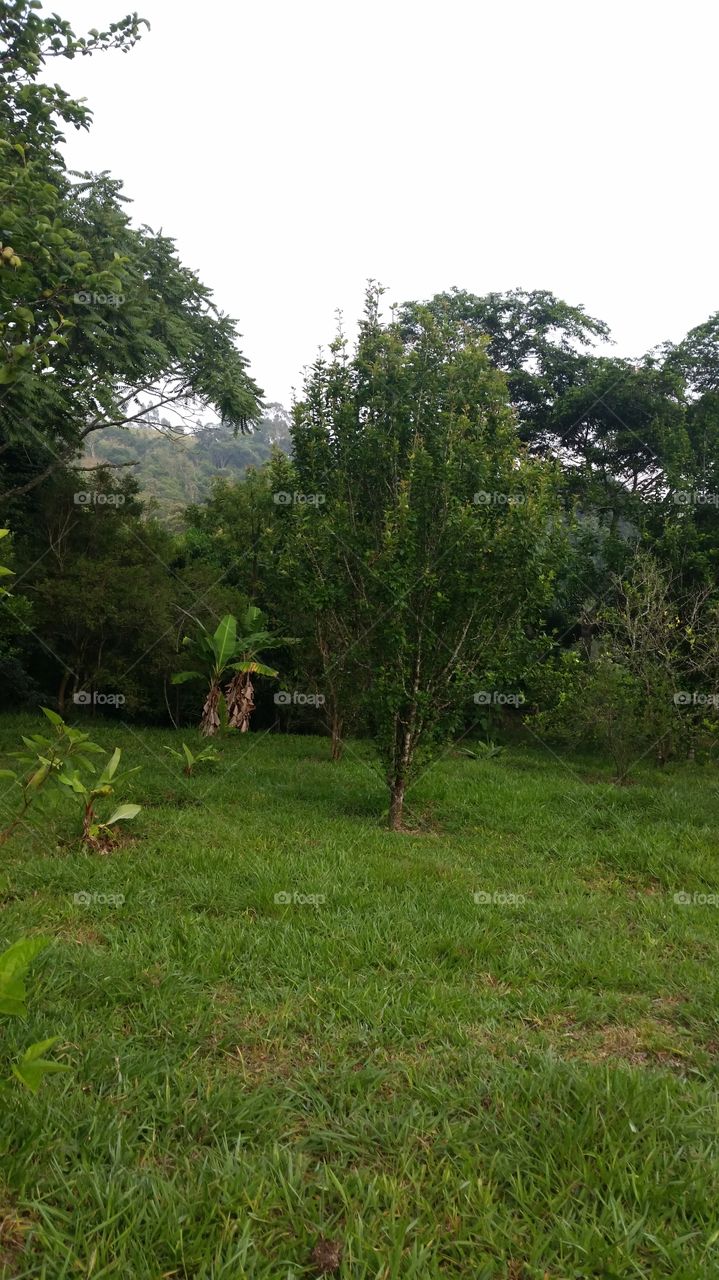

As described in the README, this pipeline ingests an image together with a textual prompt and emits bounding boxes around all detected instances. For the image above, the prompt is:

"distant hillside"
[84,403,292,528]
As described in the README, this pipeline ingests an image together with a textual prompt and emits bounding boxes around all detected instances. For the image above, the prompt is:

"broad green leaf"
[242,605,264,629]
[212,614,238,670]
[105,803,141,825]
[0,936,48,1016]
[40,707,64,727]
[73,755,97,774]
[12,1037,69,1093]
[229,661,278,678]
[57,771,86,794]
[98,747,121,785]
[182,744,194,767]
[171,670,203,685]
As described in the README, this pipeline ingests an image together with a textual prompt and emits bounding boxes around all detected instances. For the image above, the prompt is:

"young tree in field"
[291,288,562,828]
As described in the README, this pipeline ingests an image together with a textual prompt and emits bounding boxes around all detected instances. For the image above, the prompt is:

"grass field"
[2,714,719,1278]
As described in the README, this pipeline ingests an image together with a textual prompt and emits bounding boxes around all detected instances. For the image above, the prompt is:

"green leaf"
[41,706,64,727]
[0,936,48,1016]
[98,747,121,785]
[105,803,141,825]
[212,614,238,670]
[12,1038,69,1093]
[171,670,204,685]
[57,771,86,794]
[229,660,278,678]
[182,744,194,768]
[26,764,49,790]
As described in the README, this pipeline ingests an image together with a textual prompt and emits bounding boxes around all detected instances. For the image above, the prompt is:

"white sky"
[54,0,719,407]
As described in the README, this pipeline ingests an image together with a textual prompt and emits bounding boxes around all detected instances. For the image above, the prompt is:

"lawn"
[2,715,719,1278]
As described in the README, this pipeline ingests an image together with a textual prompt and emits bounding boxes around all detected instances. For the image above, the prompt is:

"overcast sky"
[55,0,719,407]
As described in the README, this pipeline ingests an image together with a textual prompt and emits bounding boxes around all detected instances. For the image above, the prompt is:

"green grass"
[2,714,719,1278]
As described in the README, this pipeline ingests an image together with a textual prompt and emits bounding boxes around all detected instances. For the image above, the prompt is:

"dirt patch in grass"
[54,924,106,946]
[565,1022,691,1070]
[0,1210,32,1276]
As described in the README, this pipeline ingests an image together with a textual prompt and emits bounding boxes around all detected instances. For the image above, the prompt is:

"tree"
[0,0,262,509]
[291,287,562,828]
[398,288,610,452]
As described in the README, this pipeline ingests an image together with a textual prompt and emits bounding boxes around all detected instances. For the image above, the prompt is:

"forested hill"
[83,403,292,528]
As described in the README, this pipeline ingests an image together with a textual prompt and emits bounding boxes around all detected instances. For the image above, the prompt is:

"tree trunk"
[388,778,405,831]
[330,712,343,761]
[200,683,222,736]
[58,670,71,717]
[226,672,254,732]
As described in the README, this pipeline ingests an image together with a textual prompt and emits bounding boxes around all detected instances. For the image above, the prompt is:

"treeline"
[2,2,719,827]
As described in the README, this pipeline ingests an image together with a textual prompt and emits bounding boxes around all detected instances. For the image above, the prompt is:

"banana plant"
[172,607,287,736]
[57,747,141,847]
[164,741,219,776]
